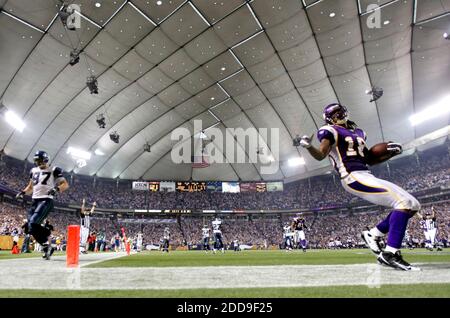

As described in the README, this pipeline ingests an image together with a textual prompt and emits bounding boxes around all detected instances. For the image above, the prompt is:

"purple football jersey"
[317,124,368,178]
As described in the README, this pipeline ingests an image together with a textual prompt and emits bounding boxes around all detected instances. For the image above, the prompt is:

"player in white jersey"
[162,227,170,253]
[283,224,294,251]
[212,218,224,254]
[136,232,143,252]
[79,199,96,254]
[16,150,69,260]
[202,225,211,252]
[417,207,439,251]
[404,230,414,250]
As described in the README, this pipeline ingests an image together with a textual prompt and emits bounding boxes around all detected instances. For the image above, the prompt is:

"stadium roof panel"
[0,0,448,181]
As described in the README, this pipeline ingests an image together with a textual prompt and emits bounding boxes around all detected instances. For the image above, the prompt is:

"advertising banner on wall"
[160,181,175,192]
[266,182,284,192]
[132,181,149,191]
[222,182,240,193]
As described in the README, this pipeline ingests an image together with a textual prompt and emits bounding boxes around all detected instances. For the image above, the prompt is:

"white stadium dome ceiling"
[0,0,448,182]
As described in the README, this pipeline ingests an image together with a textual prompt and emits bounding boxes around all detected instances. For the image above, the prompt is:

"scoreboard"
[133,181,283,193]
[176,182,207,192]
[149,182,160,192]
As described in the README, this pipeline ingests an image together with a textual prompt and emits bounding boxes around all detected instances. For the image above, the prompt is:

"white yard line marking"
[0,258,449,290]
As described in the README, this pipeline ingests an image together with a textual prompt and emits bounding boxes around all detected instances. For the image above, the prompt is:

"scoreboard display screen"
[256,182,267,192]
[149,182,160,192]
[176,182,206,192]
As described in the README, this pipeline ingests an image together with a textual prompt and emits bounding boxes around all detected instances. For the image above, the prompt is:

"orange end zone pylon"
[121,227,130,256]
[67,225,80,267]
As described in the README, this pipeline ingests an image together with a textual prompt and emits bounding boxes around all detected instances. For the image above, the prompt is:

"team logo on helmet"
[323,103,348,125]
[33,150,49,166]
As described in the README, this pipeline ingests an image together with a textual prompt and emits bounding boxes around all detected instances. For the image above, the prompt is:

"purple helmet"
[323,103,348,125]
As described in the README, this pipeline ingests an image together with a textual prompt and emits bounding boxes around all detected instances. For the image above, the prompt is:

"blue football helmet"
[33,150,49,166]
[323,103,348,125]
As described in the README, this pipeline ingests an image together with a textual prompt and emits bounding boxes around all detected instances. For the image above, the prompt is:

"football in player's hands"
[368,142,390,158]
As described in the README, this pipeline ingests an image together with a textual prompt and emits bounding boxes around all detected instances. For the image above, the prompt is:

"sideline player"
[212,218,224,254]
[298,103,421,270]
[136,232,143,252]
[162,227,170,253]
[283,223,294,252]
[292,216,308,252]
[80,199,96,254]
[16,150,69,260]
[202,225,211,252]
[404,229,414,250]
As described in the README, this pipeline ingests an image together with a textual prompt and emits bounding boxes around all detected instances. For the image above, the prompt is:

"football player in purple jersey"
[298,103,421,271]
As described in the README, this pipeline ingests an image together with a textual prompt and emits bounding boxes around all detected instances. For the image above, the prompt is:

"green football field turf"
[1,249,450,297]
[0,283,450,298]
[0,250,64,260]
[87,249,450,267]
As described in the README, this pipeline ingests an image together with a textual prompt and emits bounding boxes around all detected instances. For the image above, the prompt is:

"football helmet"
[33,150,49,167]
[323,103,348,125]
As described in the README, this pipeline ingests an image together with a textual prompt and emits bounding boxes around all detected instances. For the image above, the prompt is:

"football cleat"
[42,244,49,258]
[361,230,382,255]
[377,251,421,271]
[45,247,55,260]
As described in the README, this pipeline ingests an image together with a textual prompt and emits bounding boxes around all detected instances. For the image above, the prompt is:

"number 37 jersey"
[29,166,65,199]
[317,125,369,178]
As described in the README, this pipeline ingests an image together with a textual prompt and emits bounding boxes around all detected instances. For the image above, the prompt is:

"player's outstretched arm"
[299,135,331,161]
[16,180,33,200]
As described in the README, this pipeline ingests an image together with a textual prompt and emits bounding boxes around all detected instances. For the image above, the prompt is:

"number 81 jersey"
[30,166,65,199]
[317,124,369,178]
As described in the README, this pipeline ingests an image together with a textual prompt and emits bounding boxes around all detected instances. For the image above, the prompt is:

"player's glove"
[15,191,25,200]
[299,135,313,149]
[386,142,403,156]
[47,187,60,196]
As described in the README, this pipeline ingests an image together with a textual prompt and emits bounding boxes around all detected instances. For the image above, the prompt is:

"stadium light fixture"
[110,131,120,143]
[143,142,151,153]
[67,147,91,160]
[288,157,305,167]
[96,113,106,128]
[87,76,99,94]
[4,110,25,132]
[409,95,450,126]
[69,49,80,66]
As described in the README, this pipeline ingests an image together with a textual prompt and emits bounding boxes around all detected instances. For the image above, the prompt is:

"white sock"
[385,245,398,254]
[369,227,385,237]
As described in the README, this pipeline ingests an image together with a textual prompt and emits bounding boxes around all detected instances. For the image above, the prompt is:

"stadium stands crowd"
[0,144,449,250]
[1,146,449,211]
